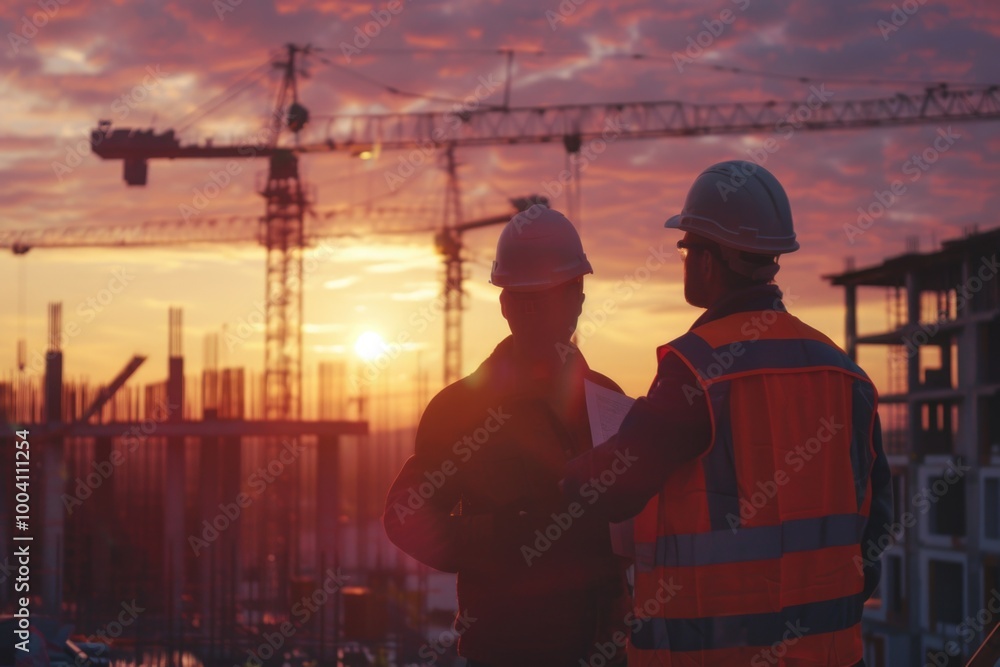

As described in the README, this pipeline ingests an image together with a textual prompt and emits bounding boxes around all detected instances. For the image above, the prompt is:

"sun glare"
[354,331,387,361]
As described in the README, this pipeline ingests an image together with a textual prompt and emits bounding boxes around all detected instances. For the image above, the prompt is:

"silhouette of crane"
[84,43,1000,415]
[1,197,536,389]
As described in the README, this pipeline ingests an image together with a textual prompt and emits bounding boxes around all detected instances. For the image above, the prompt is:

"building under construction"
[0,304,453,667]
[828,226,1000,666]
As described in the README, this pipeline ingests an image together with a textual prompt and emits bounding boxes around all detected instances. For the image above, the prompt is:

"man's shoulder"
[424,338,509,411]
[415,359,499,456]
[423,374,481,419]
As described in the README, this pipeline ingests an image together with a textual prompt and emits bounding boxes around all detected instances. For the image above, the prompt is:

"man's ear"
[498,289,510,321]
[702,249,720,282]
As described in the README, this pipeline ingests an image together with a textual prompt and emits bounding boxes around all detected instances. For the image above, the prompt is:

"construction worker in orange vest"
[384,205,630,667]
[562,161,893,666]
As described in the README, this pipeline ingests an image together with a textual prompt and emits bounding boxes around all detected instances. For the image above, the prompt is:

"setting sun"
[354,330,388,361]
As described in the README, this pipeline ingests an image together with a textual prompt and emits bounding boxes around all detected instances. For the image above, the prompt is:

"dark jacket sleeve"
[382,456,494,573]
[562,351,712,522]
[382,390,491,573]
[860,412,894,600]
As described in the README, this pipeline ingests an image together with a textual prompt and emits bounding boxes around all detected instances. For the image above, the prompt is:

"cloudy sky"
[2,0,998,420]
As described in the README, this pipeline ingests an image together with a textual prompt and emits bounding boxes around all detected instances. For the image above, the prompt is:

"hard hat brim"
[491,267,592,292]
[664,213,800,254]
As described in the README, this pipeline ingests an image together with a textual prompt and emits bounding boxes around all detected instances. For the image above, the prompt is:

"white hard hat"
[490,205,593,291]
[665,160,799,255]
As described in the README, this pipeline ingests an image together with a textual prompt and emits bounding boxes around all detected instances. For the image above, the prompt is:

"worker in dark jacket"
[562,161,893,667]
[384,205,629,667]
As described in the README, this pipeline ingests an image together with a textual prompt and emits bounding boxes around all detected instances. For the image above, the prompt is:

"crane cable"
[327,46,997,89]
[173,59,275,134]
[312,53,508,110]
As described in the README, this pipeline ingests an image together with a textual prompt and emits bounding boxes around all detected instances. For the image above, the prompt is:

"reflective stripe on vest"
[633,513,867,569]
[628,310,876,666]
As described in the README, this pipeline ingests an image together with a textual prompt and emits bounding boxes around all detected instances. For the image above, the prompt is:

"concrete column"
[957,253,983,649]
[41,316,64,618]
[844,284,857,362]
[317,435,340,659]
[198,435,219,654]
[219,435,241,651]
[92,436,115,616]
[902,273,922,660]
[165,307,185,644]
[905,271,921,390]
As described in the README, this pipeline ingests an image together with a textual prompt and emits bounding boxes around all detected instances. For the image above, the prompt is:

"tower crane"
[1,198,535,389]
[1,205,457,253]
[85,42,1000,416]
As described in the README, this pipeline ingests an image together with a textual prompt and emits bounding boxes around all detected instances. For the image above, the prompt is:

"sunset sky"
[2,0,999,421]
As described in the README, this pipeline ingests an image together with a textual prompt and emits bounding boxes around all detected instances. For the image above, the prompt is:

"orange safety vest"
[628,310,877,667]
